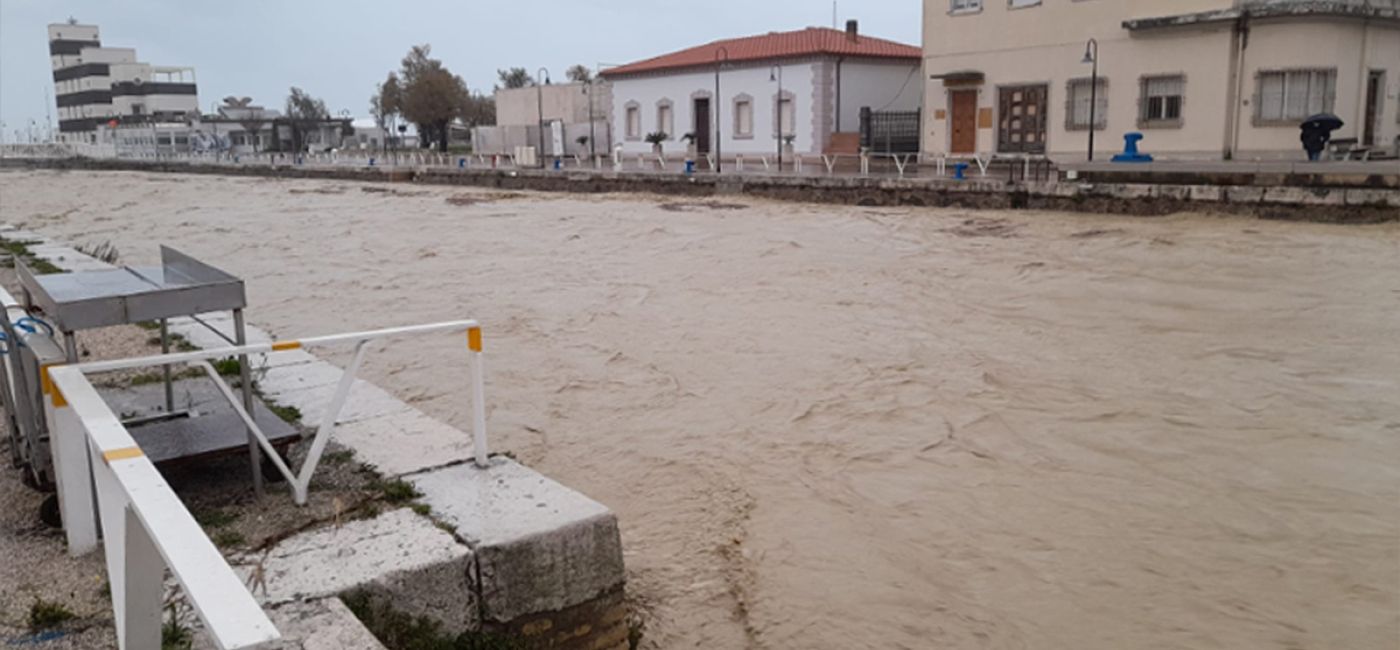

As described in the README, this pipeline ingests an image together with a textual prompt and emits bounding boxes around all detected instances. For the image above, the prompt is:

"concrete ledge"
[235,508,477,633]
[7,157,1396,223]
[332,409,474,476]
[411,459,625,624]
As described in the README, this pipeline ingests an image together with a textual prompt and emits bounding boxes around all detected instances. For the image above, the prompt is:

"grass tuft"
[341,589,522,650]
[27,598,76,632]
[373,478,422,505]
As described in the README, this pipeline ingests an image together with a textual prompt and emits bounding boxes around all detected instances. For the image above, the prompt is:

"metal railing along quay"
[14,297,489,648]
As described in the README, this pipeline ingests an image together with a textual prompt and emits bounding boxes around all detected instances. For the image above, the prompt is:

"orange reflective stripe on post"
[468,327,483,352]
[42,364,68,407]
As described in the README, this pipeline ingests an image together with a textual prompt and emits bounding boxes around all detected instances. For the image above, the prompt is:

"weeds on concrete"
[373,478,422,505]
[75,241,120,265]
[0,238,65,275]
[268,403,302,424]
[341,589,522,650]
[324,449,356,465]
[27,597,76,632]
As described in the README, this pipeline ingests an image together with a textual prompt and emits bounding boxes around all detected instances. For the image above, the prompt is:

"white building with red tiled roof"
[600,21,922,162]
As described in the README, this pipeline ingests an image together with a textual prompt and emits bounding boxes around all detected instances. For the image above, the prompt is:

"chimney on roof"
[845,19,859,42]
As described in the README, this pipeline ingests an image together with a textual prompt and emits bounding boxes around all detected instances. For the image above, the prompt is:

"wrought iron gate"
[860,107,921,154]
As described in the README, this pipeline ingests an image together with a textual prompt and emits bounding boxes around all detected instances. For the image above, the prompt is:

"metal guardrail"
[28,315,487,649]
[65,320,488,505]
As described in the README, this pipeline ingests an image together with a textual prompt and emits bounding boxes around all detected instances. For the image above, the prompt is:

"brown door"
[693,98,712,154]
[997,84,1048,153]
[1363,71,1382,147]
[949,90,977,154]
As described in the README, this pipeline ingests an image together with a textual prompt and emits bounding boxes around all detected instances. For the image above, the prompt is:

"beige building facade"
[921,0,1400,160]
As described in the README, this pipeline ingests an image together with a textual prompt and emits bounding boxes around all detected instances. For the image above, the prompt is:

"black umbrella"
[1301,113,1344,132]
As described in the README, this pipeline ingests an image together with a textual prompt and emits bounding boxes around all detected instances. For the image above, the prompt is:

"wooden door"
[997,84,1047,153]
[1363,71,1382,147]
[694,98,712,154]
[949,90,977,154]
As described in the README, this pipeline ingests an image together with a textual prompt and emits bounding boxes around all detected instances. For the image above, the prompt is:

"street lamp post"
[584,80,596,163]
[714,47,729,173]
[537,67,551,168]
[770,64,785,171]
[1082,38,1099,162]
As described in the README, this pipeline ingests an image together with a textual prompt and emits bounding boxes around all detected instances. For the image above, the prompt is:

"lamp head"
[1082,40,1096,64]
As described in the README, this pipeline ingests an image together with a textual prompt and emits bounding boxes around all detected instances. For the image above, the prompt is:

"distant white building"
[48,22,198,145]
[600,21,923,160]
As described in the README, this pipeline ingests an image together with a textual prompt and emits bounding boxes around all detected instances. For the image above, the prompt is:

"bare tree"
[284,87,329,153]
[370,73,402,152]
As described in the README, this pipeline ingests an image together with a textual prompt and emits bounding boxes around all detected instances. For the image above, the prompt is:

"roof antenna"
[832,1,838,29]
[67,16,78,25]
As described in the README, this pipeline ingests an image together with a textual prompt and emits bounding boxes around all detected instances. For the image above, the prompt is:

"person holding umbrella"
[1300,113,1344,161]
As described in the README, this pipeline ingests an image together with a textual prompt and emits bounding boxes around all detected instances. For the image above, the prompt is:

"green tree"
[284,87,328,152]
[397,45,471,152]
[497,67,533,89]
[565,64,593,83]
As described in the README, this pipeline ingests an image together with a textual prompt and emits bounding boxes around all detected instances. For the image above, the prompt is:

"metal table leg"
[232,309,263,496]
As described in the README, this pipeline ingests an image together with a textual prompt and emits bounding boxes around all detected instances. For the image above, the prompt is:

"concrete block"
[1344,188,1400,207]
[332,409,473,476]
[236,508,477,632]
[1224,186,1265,204]
[1264,186,1342,205]
[412,459,625,623]
[258,360,347,396]
[194,598,387,650]
[1187,185,1225,202]
[264,377,413,426]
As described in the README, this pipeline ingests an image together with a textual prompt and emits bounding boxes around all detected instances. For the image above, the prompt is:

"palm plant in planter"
[645,131,668,156]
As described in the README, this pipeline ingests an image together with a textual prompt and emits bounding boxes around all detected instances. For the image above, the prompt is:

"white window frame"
[1254,68,1336,126]
[733,94,754,139]
[656,99,674,140]
[1139,74,1185,128]
[1008,0,1041,8]
[624,102,641,140]
[950,0,983,13]
[1065,77,1107,131]
[773,91,796,139]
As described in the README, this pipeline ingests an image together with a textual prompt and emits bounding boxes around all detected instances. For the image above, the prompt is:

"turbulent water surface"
[2,170,1397,649]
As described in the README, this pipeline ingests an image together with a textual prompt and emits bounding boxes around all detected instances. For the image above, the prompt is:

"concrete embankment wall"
[5,157,1397,224]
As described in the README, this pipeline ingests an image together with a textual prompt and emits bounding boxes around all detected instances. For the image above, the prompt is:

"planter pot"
[652,144,664,156]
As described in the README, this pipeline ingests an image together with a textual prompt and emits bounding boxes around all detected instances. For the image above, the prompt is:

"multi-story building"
[921,0,1399,160]
[48,22,198,144]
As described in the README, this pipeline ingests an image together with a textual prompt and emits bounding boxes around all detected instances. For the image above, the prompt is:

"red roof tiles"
[601,27,920,77]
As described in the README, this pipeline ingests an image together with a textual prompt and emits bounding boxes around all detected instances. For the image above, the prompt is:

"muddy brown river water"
[2,170,1397,649]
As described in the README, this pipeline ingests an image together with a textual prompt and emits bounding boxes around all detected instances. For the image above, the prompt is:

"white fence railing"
[33,318,487,649]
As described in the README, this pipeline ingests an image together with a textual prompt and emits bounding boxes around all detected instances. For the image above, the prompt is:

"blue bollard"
[368,157,376,166]
[953,162,969,180]
[1111,132,1154,163]
[553,157,562,170]
[458,158,467,169]
[685,160,695,176]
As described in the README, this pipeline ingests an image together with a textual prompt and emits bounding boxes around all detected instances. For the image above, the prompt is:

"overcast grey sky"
[0,0,921,135]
